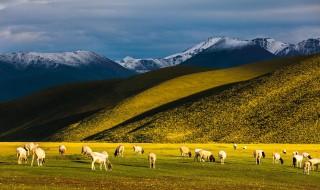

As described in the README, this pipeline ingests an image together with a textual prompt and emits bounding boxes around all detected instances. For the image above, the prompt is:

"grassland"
[87,55,320,143]
[0,142,320,190]
[57,56,302,141]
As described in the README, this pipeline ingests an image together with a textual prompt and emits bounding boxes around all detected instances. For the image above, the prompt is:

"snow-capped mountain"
[295,38,320,55]
[118,37,253,72]
[0,50,134,101]
[118,56,165,73]
[119,37,320,73]
[252,38,289,54]
[0,50,120,69]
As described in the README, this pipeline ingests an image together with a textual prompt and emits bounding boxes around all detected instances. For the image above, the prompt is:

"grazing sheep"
[31,147,45,167]
[16,147,28,164]
[302,152,312,159]
[24,142,39,156]
[59,145,67,155]
[218,151,227,164]
[81,145,93,156]
[148,153,156,169]
[293,154,304,168]
[89,151,112,171]
[304,161,311,175]
[272,152,284,165]
[194,149,202,162]
[199,150,215,162]
[308,158,320,171]
[292,151,299,156]
[233,144,237,150]
[253,150,266,165]
[133,145,144,154]
[180,146,192,157]
[114,145,125,157]
[243,146,247,150]
[282,149,287,154]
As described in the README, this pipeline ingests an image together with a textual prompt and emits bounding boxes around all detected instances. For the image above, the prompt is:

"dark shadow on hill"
[0,109,102,141]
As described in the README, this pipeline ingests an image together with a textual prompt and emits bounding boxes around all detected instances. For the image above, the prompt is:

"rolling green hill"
[53,56,305,141]
[88,55,320,143]
[0,55,316,142]
[0,66,210,141]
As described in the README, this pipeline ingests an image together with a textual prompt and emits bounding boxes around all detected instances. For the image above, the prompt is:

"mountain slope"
[89,54,320,143]
[53,56,303,141]
[0,51,134,102]
[181,43,275,68]
[0,65,210,141]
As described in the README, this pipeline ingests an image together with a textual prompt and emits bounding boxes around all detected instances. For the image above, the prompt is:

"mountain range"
[0,36,319,102]
[118,37,320,72]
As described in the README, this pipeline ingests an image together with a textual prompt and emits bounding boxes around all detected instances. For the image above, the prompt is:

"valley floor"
[0,143,319,190]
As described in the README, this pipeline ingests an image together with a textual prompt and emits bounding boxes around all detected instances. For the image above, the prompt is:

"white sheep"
[194,149,202,162]
[293,154,304,168]
[218,150,227,164]
[16,147,28,164]
[89,151,112,171]
[59,145,67,155]
[148,153,156,169]
[272,152,284,165]
[282,149,287,154]
[24,142,39,156]
[308,158,320,171]
[303,161,311,175]
[253,150,265,165]
[292,151,299,156]
[180,146,192,157]
[233,144,237,150]
[31,147,45,167]
[133,145,144,154]
[243,146,247,150]
[81,145,93,156]
[114,145,125,157]
[302,152,312,159]
[199,150,215,162]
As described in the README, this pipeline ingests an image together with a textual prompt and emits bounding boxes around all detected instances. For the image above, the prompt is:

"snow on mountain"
[119,37,320,73]
[117,56,165,73]
[252,38,289,54]
[0,50,113,69]
[295,38,320,55]
[119,37,252,73]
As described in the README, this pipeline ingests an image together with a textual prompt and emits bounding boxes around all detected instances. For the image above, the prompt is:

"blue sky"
[0,0,319,59]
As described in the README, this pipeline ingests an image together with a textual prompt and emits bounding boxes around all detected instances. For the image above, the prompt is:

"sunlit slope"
[56,56,304,141]
[0,66,209,141]
[90,55,320,143]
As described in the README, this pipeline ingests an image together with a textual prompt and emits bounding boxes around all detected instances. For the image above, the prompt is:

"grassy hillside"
[1,142,320,190]
[0,66,210,141]
[90,55,320,143]
[55,56,304,141]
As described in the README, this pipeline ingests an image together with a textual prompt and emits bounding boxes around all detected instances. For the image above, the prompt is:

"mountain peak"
[0,50,107,68]
[252,38,289,54]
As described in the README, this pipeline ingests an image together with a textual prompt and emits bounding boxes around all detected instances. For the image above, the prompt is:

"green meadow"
[0,143,319,190]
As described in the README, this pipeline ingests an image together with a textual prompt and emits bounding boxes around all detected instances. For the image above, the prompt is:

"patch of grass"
[0,142,319,190]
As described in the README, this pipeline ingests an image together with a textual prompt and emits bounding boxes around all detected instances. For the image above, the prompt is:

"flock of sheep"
[15,143,320,175]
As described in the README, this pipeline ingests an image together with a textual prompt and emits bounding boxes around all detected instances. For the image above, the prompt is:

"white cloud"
[0,28,49,43]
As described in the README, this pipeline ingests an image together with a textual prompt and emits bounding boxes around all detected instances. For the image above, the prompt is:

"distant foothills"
[0,36,319,101]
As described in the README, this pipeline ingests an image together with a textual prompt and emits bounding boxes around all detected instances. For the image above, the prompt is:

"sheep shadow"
[118,163,148,168]
[72,160,90,164]
[0,161,15,165]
